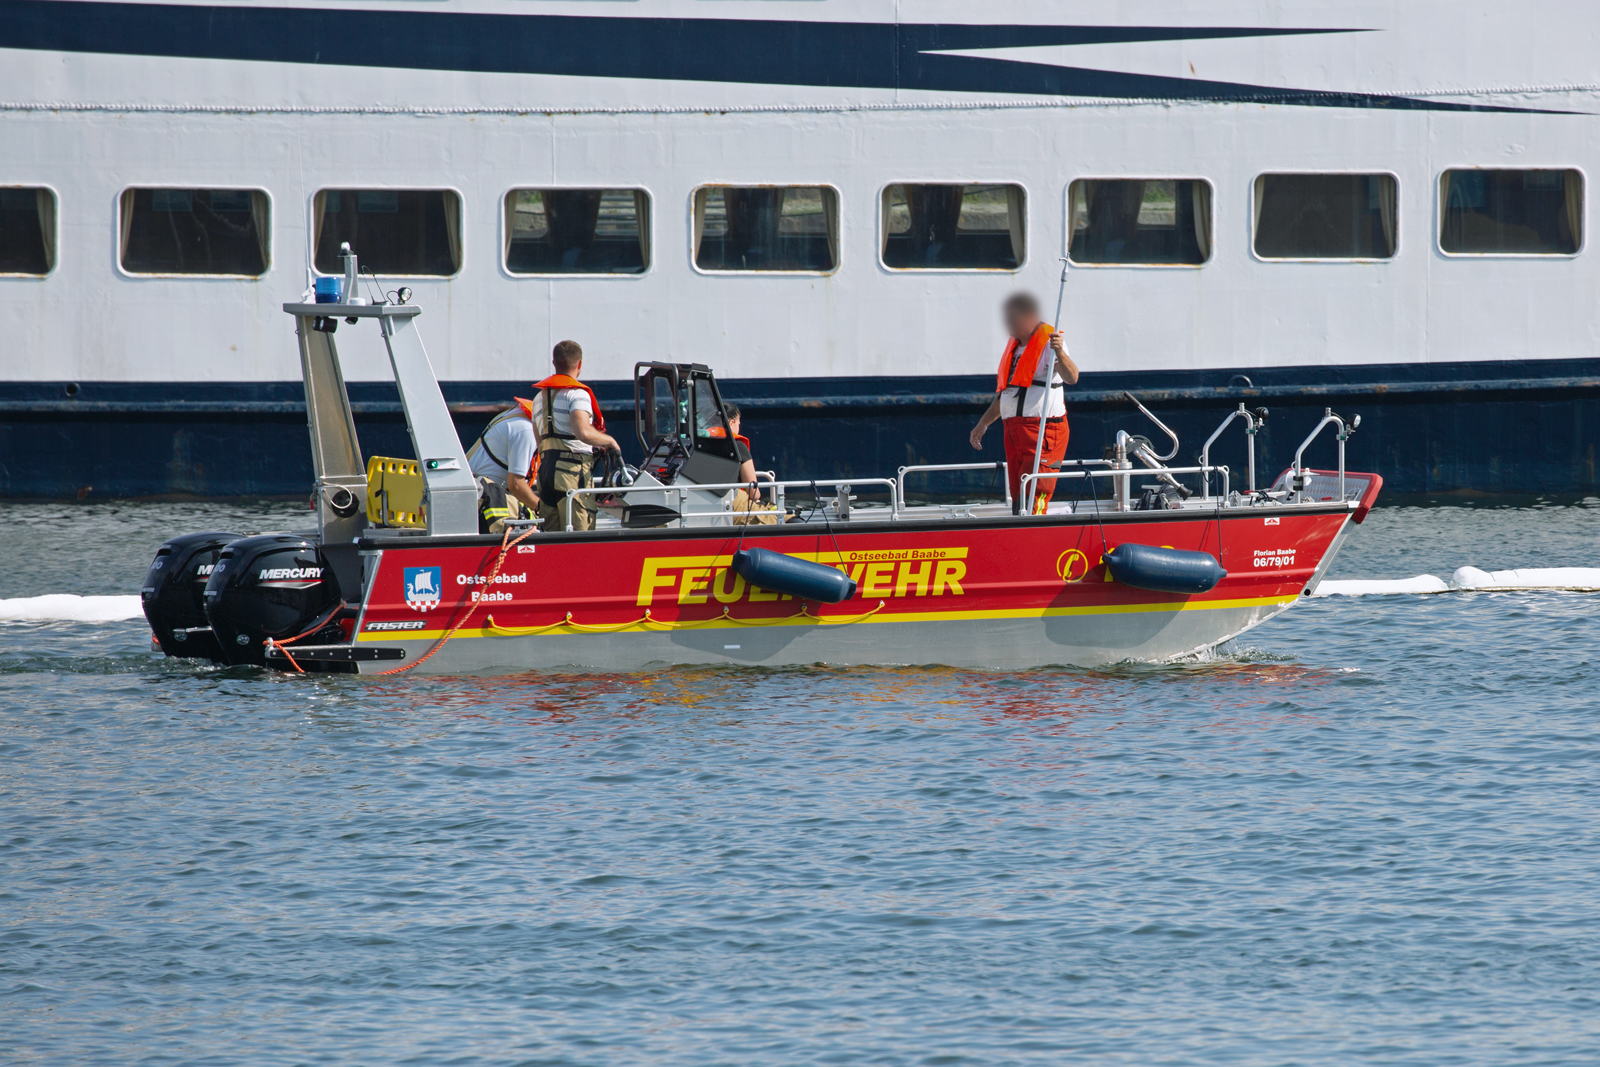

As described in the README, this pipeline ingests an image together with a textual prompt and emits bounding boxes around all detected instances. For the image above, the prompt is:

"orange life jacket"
[995,323,1055,395]
[470,399,538,478]
[532,374,606,443]
[704,426,752,449]
[513,398,538,479]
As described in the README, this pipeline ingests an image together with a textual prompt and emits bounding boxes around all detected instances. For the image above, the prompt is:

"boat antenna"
[1026,258,1070,514]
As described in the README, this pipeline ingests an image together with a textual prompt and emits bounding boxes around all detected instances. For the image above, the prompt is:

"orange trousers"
[1003,416,1069,513]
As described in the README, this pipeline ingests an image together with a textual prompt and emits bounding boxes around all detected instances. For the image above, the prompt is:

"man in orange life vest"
[968,292,1079,513]
[467,340,619,533]
[531,340,620,531]
[467,393,543,535]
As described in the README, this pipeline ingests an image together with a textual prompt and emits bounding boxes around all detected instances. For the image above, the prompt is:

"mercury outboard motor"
[142,531,244,661]
[203,535,344,667]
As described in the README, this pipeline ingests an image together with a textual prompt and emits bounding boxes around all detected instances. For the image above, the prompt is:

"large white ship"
[1,0,1596,496]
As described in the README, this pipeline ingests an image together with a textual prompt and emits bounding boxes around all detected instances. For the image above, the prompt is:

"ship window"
[693,186,838,272]
[313,189,460,276]
[1440,169,1582,255]
[1068,179,1212,265]
[0,187,54,274]
[504,188,649,275]
[1252,173,1397,260]
[881,184,1024,270]
[119,187,270,275]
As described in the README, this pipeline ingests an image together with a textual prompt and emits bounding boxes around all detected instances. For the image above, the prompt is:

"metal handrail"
[1019,464,1229,514]
[1291,408,1360,503]
[1199,403,1263,500]
[1123,391,1181,462]
[896,462,1009,510]
[559,477,900,530]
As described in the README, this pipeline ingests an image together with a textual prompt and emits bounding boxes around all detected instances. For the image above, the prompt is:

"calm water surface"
[2,500,1599,1066]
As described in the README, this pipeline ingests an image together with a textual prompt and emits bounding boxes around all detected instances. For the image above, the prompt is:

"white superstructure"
[0,0,1597,389]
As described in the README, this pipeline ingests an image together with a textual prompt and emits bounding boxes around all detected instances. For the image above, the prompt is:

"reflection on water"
[2,500,1599,1065]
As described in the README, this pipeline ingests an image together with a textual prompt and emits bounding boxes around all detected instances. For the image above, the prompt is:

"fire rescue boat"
[140,250,1381,674]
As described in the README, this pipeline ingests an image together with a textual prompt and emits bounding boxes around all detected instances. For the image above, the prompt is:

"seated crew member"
[968,292,1079,514]
[721,402,775,525]
[467,394,542,535]
[532,339,620,532]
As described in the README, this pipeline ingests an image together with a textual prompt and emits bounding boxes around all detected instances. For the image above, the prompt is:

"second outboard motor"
[1104,543,1226,595]
[203,535,344,666]
[732,547,858,604]
[141,531,244,661]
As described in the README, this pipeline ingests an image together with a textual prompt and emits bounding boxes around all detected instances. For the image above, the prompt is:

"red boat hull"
[332,500,1362,673]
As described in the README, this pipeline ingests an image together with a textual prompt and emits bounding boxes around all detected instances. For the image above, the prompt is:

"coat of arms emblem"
[403,566,442,612]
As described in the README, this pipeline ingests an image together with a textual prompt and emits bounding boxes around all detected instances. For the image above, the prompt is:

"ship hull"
[7,361,1594,498]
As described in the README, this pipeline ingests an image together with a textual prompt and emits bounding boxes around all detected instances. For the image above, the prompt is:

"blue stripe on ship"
[0,1,1567,114]
[5,360,1600,497]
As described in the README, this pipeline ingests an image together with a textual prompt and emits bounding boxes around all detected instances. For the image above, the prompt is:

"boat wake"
[1313,567,1600,597]
[1450,566,1600,591]
[1312,576,1453,596]
[0,594,144,622]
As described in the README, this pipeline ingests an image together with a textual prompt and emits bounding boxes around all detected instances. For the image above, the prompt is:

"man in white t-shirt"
[969,292,1079,514]
[531,340,620,531]
[467,394,542,533]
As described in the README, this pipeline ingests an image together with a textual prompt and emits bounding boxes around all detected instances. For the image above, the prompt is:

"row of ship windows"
[0,170,1585,278]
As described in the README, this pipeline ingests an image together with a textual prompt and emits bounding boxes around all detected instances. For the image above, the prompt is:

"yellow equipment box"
[365,457,428,528]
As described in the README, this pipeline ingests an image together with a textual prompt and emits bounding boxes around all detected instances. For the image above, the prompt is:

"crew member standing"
[531,339,620,532]
[968,292,1079,514]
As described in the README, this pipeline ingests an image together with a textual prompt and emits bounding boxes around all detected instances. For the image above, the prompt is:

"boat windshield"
[648,373,679,441]
[691,375,741,460]
[693,378,721,438]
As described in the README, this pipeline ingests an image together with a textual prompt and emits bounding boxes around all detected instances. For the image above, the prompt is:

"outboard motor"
[203,535,344,667]
[142,531,244,661]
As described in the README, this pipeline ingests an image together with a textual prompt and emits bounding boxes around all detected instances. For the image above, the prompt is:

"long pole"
[1027,258,1071,513]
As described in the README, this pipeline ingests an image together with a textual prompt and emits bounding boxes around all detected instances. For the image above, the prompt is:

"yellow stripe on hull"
[358,594,1298,643]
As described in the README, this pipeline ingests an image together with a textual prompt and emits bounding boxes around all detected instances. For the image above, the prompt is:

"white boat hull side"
[349,599,1299,674]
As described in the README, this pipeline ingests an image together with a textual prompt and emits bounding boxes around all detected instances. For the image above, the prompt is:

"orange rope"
[376,525,537,676]
[266,600,349,675]
[277,645,304,674]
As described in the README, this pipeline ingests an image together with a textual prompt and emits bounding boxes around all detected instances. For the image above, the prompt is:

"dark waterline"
[2,501,1599,1065]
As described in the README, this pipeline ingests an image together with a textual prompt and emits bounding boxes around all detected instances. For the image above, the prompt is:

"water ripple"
[1,502,1599,1064]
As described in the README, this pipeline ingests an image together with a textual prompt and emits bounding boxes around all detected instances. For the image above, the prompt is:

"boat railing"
[558,477,900,530]
[1290,408,1360,503]
[547,407,1362,527]
[1020,464,1230,513]
[1123,391,1180,462]
[1199,403,1266,501]
[895,462,1011,510]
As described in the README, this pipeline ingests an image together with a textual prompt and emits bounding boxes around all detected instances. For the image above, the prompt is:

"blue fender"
[732,547,858,604]
[1103,543,1226,595]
